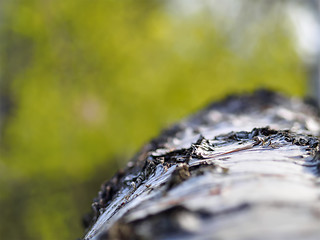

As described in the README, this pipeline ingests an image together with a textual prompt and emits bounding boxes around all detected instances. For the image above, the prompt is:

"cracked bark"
[83,90,320,240]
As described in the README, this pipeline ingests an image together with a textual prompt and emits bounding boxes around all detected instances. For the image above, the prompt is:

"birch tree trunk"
[83,90,320,240]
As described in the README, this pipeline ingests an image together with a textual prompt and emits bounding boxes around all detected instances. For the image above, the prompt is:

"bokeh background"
[0,0,318,239]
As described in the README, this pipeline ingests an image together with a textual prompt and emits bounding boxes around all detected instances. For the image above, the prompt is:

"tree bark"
[83,90,320,240]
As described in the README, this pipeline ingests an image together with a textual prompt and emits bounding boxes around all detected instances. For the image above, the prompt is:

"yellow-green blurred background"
[0,1,308,239]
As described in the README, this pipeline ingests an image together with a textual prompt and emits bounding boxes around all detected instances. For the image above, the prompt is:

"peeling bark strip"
[83,90,320,240]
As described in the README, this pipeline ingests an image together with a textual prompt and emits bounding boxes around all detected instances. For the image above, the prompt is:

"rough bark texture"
[83,90,320,240]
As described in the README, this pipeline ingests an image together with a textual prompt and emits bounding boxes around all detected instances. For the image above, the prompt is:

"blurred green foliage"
[0,0,306,239]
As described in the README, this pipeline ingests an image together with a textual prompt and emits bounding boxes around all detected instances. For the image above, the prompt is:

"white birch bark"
[84,90,320,240]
